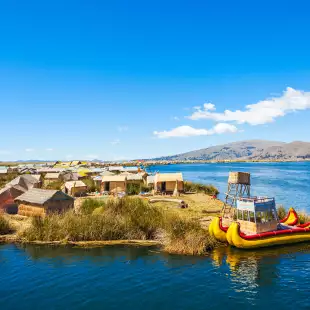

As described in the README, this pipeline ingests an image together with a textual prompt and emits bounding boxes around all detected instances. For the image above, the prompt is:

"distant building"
[64,180,88,197]
[44,172,61,183]
[101,175,127,193]
[15,188,74,216]
[0,175,42,214]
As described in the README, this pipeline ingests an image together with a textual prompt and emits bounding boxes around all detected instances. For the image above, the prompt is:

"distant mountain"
[155,140,310,161]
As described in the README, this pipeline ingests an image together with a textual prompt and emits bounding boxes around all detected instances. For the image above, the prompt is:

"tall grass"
[0,215,12,235]
[184,181,219,196]
[0,172,19,188]
[80,198,106,215]
[126,183,141,195]
[20,197,217,255]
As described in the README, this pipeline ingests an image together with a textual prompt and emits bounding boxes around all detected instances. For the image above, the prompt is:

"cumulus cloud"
[111,139,120,145]
[188,87,310,125]
[153,123,238,138]
[25,148,34,152]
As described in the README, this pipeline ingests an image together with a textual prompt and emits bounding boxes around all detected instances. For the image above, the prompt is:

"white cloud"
[46,148,54,151]
[111,139,120,145]
[25,148,34,152]
[117,126,128,132]
[188,87,310,125]
[172,116,180,121]
[154,123,238,138]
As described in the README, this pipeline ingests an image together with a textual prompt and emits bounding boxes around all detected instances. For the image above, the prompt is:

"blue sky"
[1,0,310,161]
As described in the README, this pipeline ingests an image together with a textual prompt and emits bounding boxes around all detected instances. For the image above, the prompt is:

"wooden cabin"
[154,173,184,194]
[101,175,127,193]
[15,188,74,217]
[64,180,88,197]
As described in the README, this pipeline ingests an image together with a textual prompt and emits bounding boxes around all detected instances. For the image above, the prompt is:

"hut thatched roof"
[102,175,126,182]
[15,188,73,205]
[44,172,60,180]
[7,174,41,191]
[126,174,143,181]
[65,180,87,190]
[154,173,183,182]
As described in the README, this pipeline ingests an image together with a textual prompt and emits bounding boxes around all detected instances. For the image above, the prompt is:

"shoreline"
[0,235,161,248]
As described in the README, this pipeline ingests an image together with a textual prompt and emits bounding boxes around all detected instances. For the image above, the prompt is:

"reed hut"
[64,180,88,197]
[15,188,74,217]
[154,173,184,194]
[126,174,143,185]
[44,172,61,184]
[101,175,127,193]
[7,174,41,190]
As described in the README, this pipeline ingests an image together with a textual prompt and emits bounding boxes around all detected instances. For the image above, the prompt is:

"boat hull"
[209,217,228,243]
[227,222,310,249]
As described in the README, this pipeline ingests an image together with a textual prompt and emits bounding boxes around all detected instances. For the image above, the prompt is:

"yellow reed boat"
[210,197,310,249]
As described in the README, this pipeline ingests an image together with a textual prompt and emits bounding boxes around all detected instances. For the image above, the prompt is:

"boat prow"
[209,217,229,243]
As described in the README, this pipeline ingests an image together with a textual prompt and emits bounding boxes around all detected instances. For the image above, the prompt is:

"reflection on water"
[1,244,310,309]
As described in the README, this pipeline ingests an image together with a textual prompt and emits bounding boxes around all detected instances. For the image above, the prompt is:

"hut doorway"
[161,182,166,192]
[104,182,110,192]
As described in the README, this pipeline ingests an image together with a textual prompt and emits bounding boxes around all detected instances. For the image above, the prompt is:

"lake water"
[1,162,310,309]
[147,162,310,212]
[1,243,310,310]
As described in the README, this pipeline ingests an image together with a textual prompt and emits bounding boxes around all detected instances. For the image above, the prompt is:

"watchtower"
[222,172,251,225]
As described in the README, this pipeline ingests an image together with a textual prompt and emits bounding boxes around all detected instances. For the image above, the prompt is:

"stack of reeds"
[228,172,250,185]
[18,204,46,217]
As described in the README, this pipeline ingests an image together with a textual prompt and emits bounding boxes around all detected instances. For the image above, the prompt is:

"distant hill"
[155,140,310,161]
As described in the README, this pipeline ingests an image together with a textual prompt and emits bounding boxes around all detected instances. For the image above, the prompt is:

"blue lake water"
[147,162,310,212]
[1,243,310,310]
[1,162,310,309]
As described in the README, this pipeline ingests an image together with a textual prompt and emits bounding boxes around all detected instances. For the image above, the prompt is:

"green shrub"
[126,183,140,195]
[0,172,20,188]
[297,211,310,224]
[83,178,100,192]
[80,198,106,215]
[140,185,151,193]
[277,205,287,220]
[184,181,219,196]
[44,181,63,190]
[0,215,12,235]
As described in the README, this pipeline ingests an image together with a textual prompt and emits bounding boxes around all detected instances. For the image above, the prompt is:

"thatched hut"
[64,180,88,197]
[154,173,184,194]
[101,175,126,193]
[44,172,61,184]
[126,174,143,185]
[15,188,74,217]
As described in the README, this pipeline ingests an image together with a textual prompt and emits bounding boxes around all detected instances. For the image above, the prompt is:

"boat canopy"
[236,197,276,212]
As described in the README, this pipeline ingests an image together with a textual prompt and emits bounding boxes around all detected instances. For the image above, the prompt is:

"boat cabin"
[236,197,279,235]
